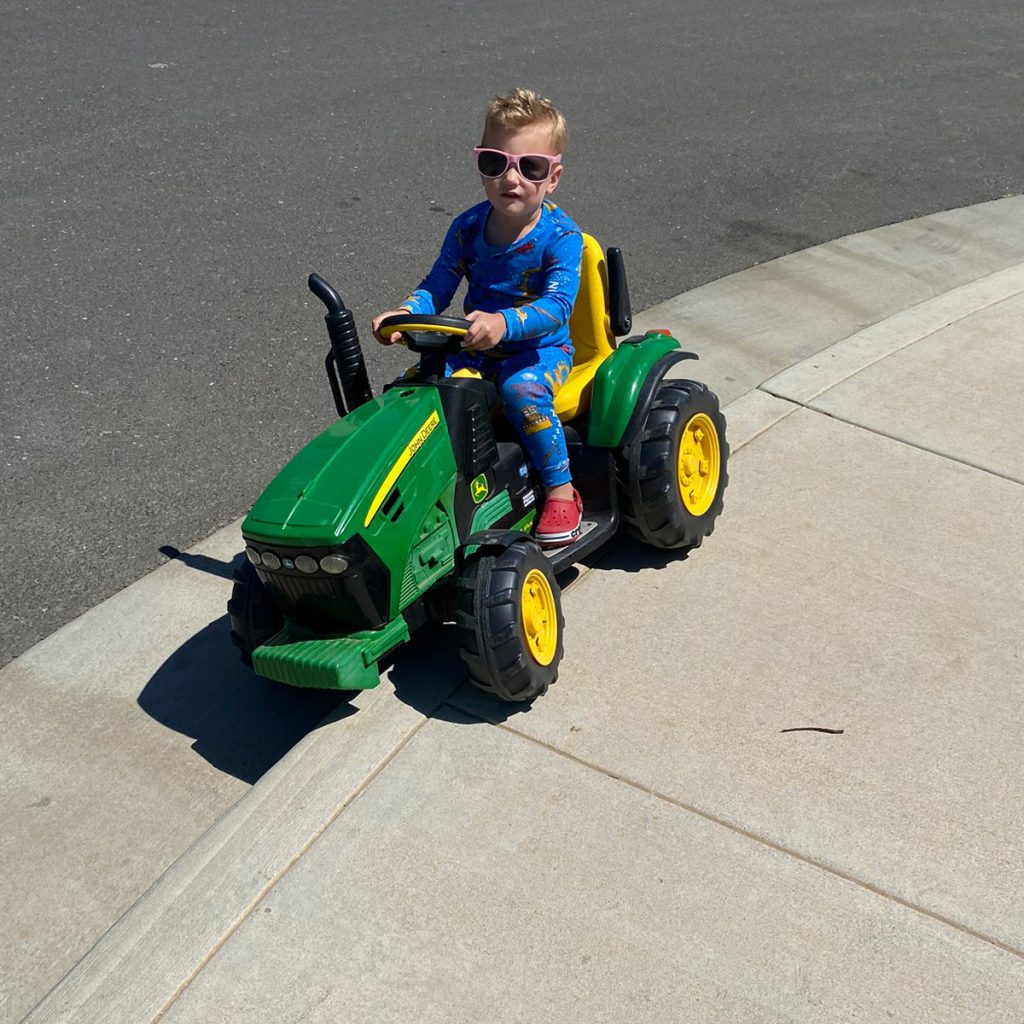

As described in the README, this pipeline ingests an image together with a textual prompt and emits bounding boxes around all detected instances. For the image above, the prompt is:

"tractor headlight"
[261,551,282,570]
[320,554,349,575]
[244,546,262,566]
[294,554,319,574]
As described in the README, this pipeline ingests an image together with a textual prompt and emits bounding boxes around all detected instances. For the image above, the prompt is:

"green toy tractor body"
[230,237,728,702]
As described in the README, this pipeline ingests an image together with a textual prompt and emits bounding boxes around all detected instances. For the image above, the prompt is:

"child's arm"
[501,231,583,344]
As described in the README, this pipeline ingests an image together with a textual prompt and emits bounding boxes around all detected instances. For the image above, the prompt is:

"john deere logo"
[470,474,489,504]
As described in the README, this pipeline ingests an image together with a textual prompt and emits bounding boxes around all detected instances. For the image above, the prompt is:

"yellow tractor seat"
[553,233,617,423]
[453,233,618,420]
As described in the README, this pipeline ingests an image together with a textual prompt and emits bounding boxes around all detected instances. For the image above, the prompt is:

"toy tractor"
[228,235,728,702]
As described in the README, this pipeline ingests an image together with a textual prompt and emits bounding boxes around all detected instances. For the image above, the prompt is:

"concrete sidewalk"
[11,196,1024,1022]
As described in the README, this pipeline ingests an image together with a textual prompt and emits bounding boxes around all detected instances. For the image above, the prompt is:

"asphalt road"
[3,0,1021,667]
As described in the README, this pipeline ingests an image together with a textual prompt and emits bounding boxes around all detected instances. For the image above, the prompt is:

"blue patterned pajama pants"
[447,345,574,487]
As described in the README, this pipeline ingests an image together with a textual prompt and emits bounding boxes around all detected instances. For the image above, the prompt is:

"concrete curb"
[23,680,444,1023]
[762,261,1024,404]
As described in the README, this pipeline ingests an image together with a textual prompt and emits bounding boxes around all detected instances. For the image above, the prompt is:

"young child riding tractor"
[373,90,584,548]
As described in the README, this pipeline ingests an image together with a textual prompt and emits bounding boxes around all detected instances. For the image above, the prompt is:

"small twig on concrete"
[780,727,845,734]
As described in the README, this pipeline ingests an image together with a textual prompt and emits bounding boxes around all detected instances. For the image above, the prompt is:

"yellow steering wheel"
[378,314,472,354]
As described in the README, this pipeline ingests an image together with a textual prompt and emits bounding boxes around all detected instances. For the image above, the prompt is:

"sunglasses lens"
[519,156,551,181]
[476,150,509,177]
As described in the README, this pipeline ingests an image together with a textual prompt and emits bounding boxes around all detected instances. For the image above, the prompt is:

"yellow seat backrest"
[554,233,616,422]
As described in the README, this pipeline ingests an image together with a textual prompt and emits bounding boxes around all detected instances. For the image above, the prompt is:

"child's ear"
[547,163,563,194]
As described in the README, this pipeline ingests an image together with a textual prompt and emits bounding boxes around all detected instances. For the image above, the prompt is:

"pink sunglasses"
[473,147,562,183]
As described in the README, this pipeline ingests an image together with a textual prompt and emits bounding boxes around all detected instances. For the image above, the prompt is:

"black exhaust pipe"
[308,273,373,416]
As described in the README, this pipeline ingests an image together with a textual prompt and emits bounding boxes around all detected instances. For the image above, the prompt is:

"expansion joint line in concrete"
[467,715,1024,964]
[149,714,433,1024]
[756,389,1024,488]
[731,394,802,454]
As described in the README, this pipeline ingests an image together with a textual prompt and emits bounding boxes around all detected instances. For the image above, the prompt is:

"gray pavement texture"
[4,0,1024,669]
[8,198,1024,1022]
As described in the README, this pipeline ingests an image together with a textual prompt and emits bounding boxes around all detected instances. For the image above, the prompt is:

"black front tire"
[227,560,285,666]
[616,379,728,551]
[456,539,564,703]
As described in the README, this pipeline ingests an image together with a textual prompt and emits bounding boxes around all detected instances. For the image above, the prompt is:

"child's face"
[478,123,563,221]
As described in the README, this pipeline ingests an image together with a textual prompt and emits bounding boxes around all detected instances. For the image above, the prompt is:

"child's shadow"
[137,615,351,784]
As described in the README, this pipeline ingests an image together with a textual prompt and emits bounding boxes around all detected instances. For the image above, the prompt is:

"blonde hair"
[483,88,567,152]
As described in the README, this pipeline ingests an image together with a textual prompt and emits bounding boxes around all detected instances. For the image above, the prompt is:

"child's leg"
[495,348,574,489]
[445,350,488,377]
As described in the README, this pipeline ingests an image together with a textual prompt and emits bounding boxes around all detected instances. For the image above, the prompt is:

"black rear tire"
[456,538,564,703]
[616,379,728,551]
[227,560,285,666]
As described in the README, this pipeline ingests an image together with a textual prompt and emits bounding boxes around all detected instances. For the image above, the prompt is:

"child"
[372,87,584,548]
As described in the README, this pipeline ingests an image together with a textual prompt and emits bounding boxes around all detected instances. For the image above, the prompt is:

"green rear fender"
[587,333,696,448]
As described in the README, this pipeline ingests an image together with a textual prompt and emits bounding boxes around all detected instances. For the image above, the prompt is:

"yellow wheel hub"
[520,569,558,666]
[677,413,721,516]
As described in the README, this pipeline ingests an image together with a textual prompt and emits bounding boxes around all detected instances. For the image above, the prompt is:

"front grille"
[262,571,341,604]
[247,538,391,632]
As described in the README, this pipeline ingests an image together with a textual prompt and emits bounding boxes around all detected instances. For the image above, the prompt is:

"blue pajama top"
[402,200,584,355]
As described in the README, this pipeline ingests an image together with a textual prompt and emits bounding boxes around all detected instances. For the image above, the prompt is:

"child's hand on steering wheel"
[371,308,412,345]
[463,310,506,351]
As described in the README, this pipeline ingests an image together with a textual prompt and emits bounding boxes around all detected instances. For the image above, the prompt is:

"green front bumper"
[252,616,411,690]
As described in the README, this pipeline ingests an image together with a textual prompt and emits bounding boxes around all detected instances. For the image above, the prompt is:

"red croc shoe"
[535,488,583,548]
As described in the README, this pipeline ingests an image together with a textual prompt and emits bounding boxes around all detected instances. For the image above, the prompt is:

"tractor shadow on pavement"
[387,625,480,717]
[158,544,239,580]
[138,615,352,784]
[390,540,691,726]
[388,625,541,726]
[582,534,691,574]
[138,538,689,780]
